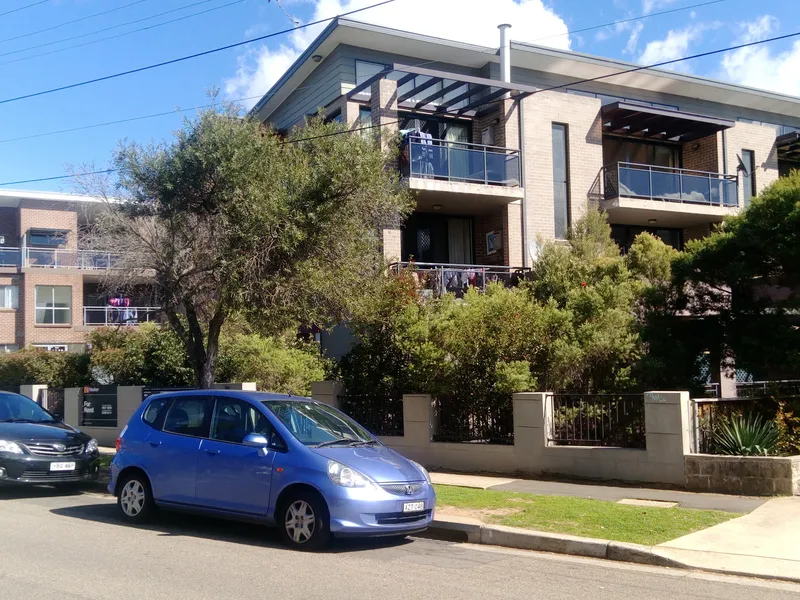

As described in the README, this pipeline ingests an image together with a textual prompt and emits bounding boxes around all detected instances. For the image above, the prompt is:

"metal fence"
[84,306,163,327]
[338,395,404,437]
[549,393,646,449]
[432,394,514,445]
[389,262,530,299]
[43,388,65,420]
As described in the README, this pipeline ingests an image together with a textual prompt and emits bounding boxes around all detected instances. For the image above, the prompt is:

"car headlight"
[327,460,371,488]
[85,439,98,454]
[0,440,23,454]
[410,460,431,484]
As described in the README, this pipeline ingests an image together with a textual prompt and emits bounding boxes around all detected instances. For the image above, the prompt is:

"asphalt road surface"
[1,486,798,600]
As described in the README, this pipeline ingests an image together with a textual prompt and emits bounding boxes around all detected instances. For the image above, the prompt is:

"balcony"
[389,262,529,299]
[0,248,123,270]
[402,137,524,213]
[595,162,740,228]
[83,306,162,327]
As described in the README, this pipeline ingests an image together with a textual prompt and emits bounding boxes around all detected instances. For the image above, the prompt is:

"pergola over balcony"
[601,102,734,143]
[778,131,800,162]
[346,63,538,116]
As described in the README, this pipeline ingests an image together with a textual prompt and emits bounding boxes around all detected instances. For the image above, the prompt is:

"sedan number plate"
[403,501,425,513]
[50,462,76,472]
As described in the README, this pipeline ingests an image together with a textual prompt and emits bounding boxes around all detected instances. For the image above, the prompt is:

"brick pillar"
[370,79,399,156]
[504,203,523,266]
[401,394,434,464]
[382,228,402,263]
[644,391,692,484]
[512,392,550,472]
[64,387,81,428]
[311,381,343,410]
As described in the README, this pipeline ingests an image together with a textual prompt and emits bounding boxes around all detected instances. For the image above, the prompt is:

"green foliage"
[88,324,194,387]
[216,333,327,396]
[0,348,90,388]
[87,101,411,387]
[713,413,780,456]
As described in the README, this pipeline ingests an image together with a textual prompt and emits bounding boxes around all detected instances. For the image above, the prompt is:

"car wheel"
[279,490,330,551]
[117,473,154,523]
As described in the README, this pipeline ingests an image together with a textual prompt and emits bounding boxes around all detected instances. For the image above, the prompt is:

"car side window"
[211,398,285,449]
[163,396,213,438]
[142,398,171,429]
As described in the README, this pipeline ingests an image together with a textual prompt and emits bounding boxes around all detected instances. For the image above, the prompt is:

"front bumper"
[325,482,436,537]
[0,453,101,485]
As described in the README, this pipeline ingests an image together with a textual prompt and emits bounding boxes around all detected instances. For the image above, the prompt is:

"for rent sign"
[81,385,118,427]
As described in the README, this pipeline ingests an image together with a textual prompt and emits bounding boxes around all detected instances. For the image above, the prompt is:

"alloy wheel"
[284,500,316,544]
[120,479,146,517]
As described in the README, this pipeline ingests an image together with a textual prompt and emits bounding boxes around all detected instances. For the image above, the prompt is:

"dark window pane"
[163,396,213,438]
[742,150,755,207]
[143,398,171,428]
[552,124,570,239]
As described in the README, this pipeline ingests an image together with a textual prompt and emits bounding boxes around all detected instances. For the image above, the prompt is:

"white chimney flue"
[498,23,511,83]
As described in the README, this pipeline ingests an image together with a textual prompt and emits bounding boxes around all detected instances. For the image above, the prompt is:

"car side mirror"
[243,434,269,448]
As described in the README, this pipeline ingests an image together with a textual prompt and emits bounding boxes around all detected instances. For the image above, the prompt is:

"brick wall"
[0,208,18,246]
[504,203,523,266]
[723,122,780,207]
[521,91,603,242]
[683,133,719,173]
[683,224,712,244]
[19,202,78,249]
[474,209,506,266]
[22,272,86,346]
[0,275,19,345]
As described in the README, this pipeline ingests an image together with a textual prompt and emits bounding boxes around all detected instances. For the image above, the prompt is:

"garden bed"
[685,454,800,496]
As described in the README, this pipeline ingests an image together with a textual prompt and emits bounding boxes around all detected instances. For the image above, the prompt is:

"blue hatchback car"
[110,390,435,549]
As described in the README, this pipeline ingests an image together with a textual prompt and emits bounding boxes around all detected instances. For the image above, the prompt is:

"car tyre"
[117,472,155,523]
[279,490,330,551]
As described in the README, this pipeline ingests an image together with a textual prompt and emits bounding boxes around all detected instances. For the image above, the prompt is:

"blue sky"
[0,0,797,192]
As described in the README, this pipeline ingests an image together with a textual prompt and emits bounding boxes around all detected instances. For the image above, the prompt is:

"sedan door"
[194,398,280,516]
[146,395,213,505]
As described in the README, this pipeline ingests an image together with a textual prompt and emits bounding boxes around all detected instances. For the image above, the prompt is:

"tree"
[77,102,411,388]
[671,172,800,379]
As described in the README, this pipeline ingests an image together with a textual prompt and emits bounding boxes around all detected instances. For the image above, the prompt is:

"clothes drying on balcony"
[400,129,435,177]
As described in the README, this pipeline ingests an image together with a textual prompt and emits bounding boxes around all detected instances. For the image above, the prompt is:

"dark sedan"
[0,391,100,485]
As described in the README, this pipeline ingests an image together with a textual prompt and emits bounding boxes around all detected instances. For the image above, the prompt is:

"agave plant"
[713,413,780,456]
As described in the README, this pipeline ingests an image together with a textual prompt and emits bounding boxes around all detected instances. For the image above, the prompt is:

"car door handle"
[204,449,220,455]
[148,441,162,448]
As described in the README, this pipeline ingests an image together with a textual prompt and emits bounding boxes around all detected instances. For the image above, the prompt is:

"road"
[0,487,798,600]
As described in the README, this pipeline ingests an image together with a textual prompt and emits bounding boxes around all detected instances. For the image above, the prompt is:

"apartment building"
[251,19,800,276]
[0,190,159,352]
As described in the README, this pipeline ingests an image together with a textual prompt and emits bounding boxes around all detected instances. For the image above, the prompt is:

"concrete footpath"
[430,472,800,583]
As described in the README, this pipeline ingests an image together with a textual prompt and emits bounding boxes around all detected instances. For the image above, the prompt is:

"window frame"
[552,122,572,240]
[0,285,18,309]
[34,285,72,325]
[742,149,756,207]
[27,228,69,248]
[161,394,214,439]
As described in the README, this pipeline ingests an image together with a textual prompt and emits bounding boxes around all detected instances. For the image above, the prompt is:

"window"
[263,400,373,446]
[0,285,18,309]
[163,395,213,438]
[0,344,18,353]
[27,229,68,247]
[602,137,679,168]
[142,397,172,429]
[742,149,756,207]
[324,109,342,124]
[0,392,55,423]
[211,397,284,448]
[355,60,387,96]
[552,123,571,239]
[35,285,72,324]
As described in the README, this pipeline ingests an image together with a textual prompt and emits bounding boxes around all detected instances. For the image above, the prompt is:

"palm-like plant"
[713,413,780,456]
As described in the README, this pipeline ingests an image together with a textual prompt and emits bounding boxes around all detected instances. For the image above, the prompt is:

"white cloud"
[637,23,708,69]
[720,16,800,96]
[624,21,644,55]
[224,0,570,107]
[642,0,676,15]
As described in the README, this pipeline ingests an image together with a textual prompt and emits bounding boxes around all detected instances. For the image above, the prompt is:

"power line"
[527,0,727,43]
[0,0,397,106]
[0,0,224,61]
[2,25,797,184]
[0,0,149,45]
[0,0,248,67]
[0,0,49,19]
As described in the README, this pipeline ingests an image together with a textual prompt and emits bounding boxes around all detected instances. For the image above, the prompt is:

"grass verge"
[434,484,741,546]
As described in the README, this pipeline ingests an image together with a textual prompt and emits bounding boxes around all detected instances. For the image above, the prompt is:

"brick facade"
[0,208,18,246]
[683,133,719,173]
[723,121,781,208]
[19,201,79,249]
[22,271,86,346]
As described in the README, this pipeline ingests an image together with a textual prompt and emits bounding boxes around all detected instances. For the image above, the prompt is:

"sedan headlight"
[410,460,431,484]
[85,439,98,454]
[0,440,23,454]
[327,460,371,488]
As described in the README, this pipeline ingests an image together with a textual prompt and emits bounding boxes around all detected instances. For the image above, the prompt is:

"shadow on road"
[0,485,87,500]
[50,501,417,554]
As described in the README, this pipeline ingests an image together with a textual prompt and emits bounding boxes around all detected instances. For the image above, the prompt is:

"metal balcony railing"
[83,306,162,327]
[601,162,738,207]
[389,262,529,298]
[0,247,124,269]
[405,137,521,187]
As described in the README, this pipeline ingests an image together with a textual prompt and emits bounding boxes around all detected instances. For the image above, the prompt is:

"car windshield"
[262,400,373,446]
[0,392,55,423]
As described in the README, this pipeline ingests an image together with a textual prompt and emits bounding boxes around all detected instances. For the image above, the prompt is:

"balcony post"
[484,147,488,185]
[678,169,684,203]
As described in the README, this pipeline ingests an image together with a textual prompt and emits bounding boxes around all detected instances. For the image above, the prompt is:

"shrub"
[713,413,780,456]
[0,348,90,388]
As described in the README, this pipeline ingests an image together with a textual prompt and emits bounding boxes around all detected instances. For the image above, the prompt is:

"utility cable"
[0,0,398,106]
[0,0,50,19]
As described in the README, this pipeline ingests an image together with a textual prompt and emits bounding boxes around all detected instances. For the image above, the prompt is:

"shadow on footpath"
[0,484,88,500]
[49,501,417,554]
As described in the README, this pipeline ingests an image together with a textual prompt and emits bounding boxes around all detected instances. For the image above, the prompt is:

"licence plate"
[403,502,425,513]
[49,462,75,472]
